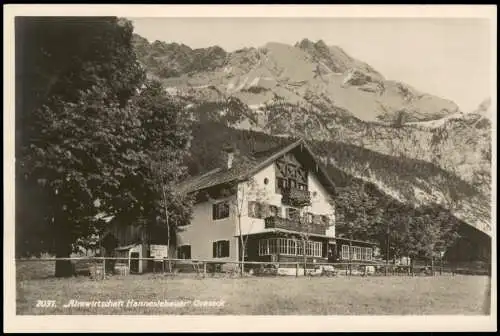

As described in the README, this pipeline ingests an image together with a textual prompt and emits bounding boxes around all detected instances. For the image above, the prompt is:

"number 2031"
[36,300,56,308]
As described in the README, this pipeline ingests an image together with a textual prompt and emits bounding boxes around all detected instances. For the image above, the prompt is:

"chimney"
[222,144,235,170]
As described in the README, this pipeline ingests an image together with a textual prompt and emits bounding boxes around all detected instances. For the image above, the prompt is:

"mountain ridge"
[133,34,460,123]
[131,34,492,236]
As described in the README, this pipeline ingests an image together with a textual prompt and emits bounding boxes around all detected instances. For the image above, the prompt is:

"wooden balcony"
[264,216,327,235]
[281,187,311,206]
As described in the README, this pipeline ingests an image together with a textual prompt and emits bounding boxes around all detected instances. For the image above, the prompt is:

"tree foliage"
[16,17,193,277]
[129,80,194,245]
[16,17,144,263]
[334,181,462,262]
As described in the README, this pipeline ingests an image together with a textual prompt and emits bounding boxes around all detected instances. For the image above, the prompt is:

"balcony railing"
[264,216,327,235]
[281,187,311,206]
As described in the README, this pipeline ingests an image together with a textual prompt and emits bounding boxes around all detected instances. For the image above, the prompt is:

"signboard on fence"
[150,245,168,259]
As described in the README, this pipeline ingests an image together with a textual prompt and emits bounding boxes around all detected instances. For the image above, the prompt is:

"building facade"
[175,139,376,271]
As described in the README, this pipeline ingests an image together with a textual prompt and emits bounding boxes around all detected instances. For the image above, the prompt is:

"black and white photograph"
[4,4,497,333]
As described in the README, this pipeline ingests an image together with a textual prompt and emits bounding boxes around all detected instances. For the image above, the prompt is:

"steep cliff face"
[132,35,492,235]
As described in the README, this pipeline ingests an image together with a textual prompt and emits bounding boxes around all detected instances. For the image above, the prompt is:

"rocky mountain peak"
[295,38,315,49]
[472,97,491,118]
[131,33,491,235]
[314,39,329,50]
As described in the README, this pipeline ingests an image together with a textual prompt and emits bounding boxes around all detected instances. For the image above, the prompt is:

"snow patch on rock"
[165,87,179,95]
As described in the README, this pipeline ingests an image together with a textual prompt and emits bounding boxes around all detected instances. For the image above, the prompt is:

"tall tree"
[130,80,194,267]
[15,17,165,277]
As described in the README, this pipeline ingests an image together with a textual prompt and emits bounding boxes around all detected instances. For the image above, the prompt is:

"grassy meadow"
[16,261,491,315]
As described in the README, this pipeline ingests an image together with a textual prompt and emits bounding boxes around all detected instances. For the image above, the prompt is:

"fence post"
[103,257,106,280]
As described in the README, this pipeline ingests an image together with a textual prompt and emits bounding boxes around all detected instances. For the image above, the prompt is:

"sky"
[130,17,492,112]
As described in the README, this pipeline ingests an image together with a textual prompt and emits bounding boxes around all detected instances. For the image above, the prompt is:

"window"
[306,212,313,224]
[260,238,321,257]
[249,202,275,219]
[350,246,362,260]
[286,207,300,220]
[320,215,330,226]
[261,203,272,218]
[276,177,288,191]
[296,168,307,184]
[248,201,260,218]
[288,239,297,255]
[297,240,304,256]
[275,158,309,194]
[363,247,373,261]
[264,178,269,185]
[269,205,279,217]
[279,238,288,255]
[278,238,298,256]
[269,239,278,254]
[312,214,322,225]
[213,240,230,258]
[312,242,322,257]
[177,245,191,259]
[303,241,322,257]
[258,239,269,256]
[342,245,350,260]
[305,241,313,256]
[213,201,230,220]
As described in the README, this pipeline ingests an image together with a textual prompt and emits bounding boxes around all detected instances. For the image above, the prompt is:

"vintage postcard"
[3,4,497,333]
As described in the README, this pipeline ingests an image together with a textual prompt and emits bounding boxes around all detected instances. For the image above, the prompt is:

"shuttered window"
[305,212,314,224]
[269,205,279,217]
[213,201,230,220]
[248,201,259,218]
[320,215,330,226]
[249,202,279,219]
[213,240,230,258]
[286,207,300,220]
[312,214,322,225]
[261,203,270,218]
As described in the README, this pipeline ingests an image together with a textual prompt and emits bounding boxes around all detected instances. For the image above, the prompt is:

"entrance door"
[327,243,337,263]
[130,252,140,273]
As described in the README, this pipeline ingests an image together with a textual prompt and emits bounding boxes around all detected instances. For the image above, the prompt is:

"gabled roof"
[177,138,337,197]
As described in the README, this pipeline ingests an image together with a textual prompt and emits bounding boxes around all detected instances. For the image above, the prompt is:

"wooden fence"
[14,256,467,281]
